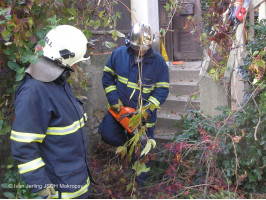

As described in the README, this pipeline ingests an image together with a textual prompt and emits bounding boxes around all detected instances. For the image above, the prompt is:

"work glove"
[142,109,152,125]
[110,99,123,113]
[37,184,56,199]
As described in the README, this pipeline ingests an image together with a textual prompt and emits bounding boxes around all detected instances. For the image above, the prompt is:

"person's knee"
[98,113,127,147]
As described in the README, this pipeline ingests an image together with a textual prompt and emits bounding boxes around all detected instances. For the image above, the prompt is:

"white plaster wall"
[130,0,160,51]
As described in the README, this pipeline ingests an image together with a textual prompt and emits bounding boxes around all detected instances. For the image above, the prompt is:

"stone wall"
[79,54,111,153]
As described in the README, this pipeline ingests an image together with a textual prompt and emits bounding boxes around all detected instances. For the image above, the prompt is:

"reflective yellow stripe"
[148,96,160,106]
[116,75,155,94]
[46,117,85,135]
[117,75,128,84]
[155,82,170,88]
[143,86,155,94]
[146,122,155,128]
[10,131,45,143]
[104,85,117,94]
[103,66,115,75]
[18,158,45,174]
[127,81,140,90]
[52,177,90,199]
[84,113,88,121]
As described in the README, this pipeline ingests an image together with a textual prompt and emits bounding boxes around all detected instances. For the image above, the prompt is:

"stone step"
[169,61,202,69]
[156,61,202,141]
[168,61,201,82]
[156,111,181,130]
[170,81,199,96]
[160,95,200,113]
[155,111,186,141]
[169,68,200,82]
[154,130,176,141]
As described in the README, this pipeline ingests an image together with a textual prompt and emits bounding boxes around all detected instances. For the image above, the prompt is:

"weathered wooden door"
[159,0,202,61]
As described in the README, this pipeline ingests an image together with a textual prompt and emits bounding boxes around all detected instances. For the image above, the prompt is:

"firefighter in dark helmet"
[98,22,170,185]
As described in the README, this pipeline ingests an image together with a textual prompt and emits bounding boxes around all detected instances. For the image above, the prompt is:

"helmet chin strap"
[54,58,74,72]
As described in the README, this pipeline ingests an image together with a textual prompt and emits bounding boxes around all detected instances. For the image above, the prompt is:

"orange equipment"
[109,106,138,135]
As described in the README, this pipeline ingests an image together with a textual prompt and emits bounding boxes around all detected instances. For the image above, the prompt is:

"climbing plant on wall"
[0,0,125,198]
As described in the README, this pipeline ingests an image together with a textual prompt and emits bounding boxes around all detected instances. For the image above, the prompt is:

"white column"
[130,0,160,51]
[259,1,266,21]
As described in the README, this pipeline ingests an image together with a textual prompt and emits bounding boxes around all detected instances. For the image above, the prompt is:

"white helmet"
[130,22,155,51]
[25,25,90,82]
[43,25,89,67]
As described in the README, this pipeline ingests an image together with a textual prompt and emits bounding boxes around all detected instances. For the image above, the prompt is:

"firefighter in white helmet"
[11,25,93,199]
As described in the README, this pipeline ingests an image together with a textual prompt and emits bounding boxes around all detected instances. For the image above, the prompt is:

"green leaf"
[93,20,101,29]
[28,17,34,28]
[0,8,10,16]
[116,146,127,158]
[253,51,259,57]
[26,30,32,37]
[209,68,216,75]
[0,120,3,130]
[110,30,118,41]
[129,88,136,100]
[141,140,151,156]
[257,60,265,68]
[102,41,117,49]
[7,61,19,72]
[149,139,156,148]
[5,15,11,21]
[126,183,132,192]
[129,113,142,129]
[164,3,170,11]
[3,192,15,199]
[115,12,121,18]
[2,29,11,40]
[16,73,25,82]
[116,30,125,38]
[132,161,150,176]
[98,11,105,18]
[1,183,10,189]
[103,16,109,27]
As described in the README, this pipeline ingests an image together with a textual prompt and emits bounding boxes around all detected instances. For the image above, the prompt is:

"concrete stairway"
[154,61,202,141]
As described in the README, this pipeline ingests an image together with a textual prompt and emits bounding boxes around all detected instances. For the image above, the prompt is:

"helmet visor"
[130,22,154,49]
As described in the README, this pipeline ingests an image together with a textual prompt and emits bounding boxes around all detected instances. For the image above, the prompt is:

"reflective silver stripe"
[18,158,45,174]
[104,85,117,94]
[148,96,160,106]
[103,66,115,75]
[10,131,45,143]
[117,75,128,84]
[52,177,90,199]
[155,82,170,88]
[46,117,85,135]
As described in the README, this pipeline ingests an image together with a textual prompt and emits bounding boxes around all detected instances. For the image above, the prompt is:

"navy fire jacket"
[102,46,170,128]
[11,74,90,198]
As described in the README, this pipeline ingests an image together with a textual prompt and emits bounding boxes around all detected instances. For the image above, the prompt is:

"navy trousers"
[98,111,154,147]
[98,111,154,186]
